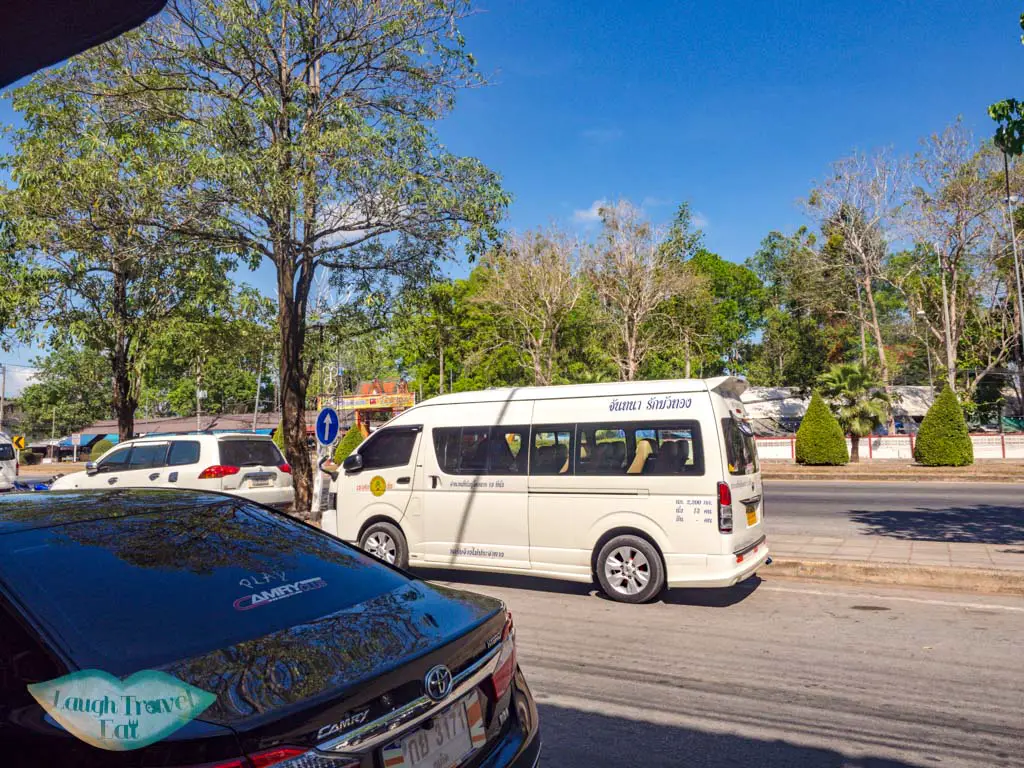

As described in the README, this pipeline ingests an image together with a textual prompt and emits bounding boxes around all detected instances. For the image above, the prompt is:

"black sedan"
[0,490,540,767]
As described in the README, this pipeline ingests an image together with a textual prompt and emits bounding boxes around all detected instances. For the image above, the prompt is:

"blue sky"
[1,0,1022,390]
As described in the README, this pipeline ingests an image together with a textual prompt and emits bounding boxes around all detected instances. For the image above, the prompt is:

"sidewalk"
[770,533,1024,570]
[769,534,1024,596]
[762,459,1024,483]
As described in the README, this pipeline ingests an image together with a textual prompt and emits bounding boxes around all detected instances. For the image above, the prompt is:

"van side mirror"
[342,454,363,473]
[85,462,98,476]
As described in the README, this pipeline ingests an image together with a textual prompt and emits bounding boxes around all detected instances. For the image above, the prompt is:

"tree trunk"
[438,342,445,395]
[850,434,860,463]
[277,248,314,522]
[112,360,136,442]
[683,333,692,378]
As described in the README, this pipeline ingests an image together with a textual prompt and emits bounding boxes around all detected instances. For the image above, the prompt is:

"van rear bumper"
[666,539,769,588]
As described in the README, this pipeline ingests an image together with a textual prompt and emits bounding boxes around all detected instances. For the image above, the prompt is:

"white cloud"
[572,199,607,224]
[581,127,623,143]
[692,211,710,229]
[5,366,37,397]
[641,196,671,210]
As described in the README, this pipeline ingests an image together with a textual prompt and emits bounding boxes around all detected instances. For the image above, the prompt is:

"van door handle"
[396,476,411,485]
[168,471,178,483]
[149,472,160,481]
[107,477,118,485]
[430,475,439,489]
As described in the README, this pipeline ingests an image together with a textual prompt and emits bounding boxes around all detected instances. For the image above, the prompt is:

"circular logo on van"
[369,476,387,497]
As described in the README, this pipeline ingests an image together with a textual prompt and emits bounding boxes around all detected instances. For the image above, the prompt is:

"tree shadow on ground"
[538,703,925,768]
[412,568,761,607]
[849,505,1024,545]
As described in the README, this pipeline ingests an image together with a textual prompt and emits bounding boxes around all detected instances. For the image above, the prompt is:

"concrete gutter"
[768,557,1024,597]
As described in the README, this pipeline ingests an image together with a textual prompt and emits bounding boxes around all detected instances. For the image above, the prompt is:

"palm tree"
[817,363,891,462]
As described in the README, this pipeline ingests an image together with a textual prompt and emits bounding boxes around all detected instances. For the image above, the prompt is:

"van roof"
[409,376,747,408]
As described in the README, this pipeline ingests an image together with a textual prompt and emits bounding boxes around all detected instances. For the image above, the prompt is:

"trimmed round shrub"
[89,439,114,461]
[914,385,973,466]
[796,391,849,465]
[272,421,285,452]
[333,425,364,464]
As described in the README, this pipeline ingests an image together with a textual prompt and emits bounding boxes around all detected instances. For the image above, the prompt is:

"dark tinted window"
[96,445,130,472]
[168,440,201,466]
[488,427,528,475]
[722,418,758,475]
[359,429,418,470]
[530,426,572,475]
[219,439,283,467]
[0,443,14,461]
[0,499,408,675]
[432,426,528,475]
[576,422,703,476]
[127,443,168,470]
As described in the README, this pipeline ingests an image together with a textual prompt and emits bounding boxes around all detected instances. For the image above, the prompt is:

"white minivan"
[324,377,768,603]
[0,433,16,492]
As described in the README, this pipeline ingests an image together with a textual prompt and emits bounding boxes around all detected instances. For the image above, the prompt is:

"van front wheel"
[595,535,665,603]
[359,522,409,569]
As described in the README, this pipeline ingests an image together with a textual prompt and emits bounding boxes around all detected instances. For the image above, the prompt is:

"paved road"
[420,569,1024,767]
[765,481,1024,545]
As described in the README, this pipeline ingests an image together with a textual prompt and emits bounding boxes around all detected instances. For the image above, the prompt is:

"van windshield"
[0,443,14,461]
[722,418,758,475]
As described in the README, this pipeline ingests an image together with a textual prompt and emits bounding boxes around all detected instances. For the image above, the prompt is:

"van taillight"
[198,465,240,479]
[718,482,733,533]
[277,463,291,474]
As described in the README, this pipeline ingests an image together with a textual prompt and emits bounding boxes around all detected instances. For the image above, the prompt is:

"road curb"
[767,557,1024,596]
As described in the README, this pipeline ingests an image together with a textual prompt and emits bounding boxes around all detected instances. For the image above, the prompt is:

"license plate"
[248,475,272,489]
[746,506,758,526]
[381,693,486,768]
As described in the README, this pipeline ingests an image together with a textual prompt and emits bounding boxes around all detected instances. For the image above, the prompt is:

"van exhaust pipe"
[766,557,773,566]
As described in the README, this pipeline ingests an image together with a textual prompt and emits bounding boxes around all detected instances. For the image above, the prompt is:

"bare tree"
[806,149,906,404]
[586,200,702,381]
[474,228,583,386]
[902,122,1015,394]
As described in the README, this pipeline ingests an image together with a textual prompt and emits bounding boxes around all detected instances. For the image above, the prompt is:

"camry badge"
[424,665,453,702]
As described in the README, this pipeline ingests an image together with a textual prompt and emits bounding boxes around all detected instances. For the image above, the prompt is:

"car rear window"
[722,418,759,475]
[0,443,14,461]
[0,498,408,675]
[219,439,283,467]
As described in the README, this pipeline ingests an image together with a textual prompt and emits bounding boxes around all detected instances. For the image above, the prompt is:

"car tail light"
[488,612,517,700]
[198,465,240,479]
[718,482,733,533]
[277,463,291,474]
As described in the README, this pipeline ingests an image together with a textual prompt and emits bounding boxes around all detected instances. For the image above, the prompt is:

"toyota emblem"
[424,665,453,702]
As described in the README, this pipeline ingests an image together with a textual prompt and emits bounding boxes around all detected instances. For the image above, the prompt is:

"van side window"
[488,427,528,475]
[576,422,703,476]
[431,427,529,475]
[530,427,572,475]
[359,429,418,471]
[0,443,14,462]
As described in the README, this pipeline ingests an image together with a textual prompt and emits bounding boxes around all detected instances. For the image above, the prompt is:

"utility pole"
[50,405,56,461]
[0,363,6,434]
[1003,151,1024,417]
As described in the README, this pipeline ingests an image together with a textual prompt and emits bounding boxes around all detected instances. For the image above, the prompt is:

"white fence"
[756,434,1024,461]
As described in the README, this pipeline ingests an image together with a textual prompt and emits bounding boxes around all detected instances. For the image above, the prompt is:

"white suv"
[49,433,293,509]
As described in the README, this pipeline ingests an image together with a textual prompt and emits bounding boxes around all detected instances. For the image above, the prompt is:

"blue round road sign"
[315,407,340,446]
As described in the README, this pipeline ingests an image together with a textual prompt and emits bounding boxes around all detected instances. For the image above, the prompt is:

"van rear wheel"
[359,522,408,569]
[595,535,665,603]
